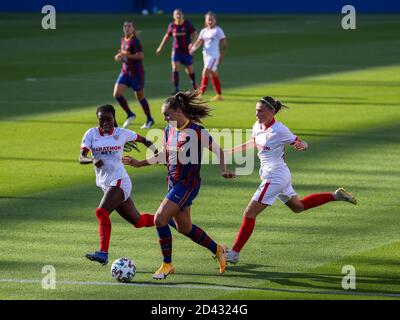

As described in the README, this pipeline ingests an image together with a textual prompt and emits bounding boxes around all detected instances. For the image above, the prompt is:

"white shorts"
[100,177,132,201]
[203,54,219,72]
[252,168,297,206]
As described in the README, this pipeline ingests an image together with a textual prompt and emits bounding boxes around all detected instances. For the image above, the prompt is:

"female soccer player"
[225,96,358,264]
[189,11,227,101]
[113,20,154,129]
[79,104,158,265]
[122,91,235,279]
[156,9,198,94]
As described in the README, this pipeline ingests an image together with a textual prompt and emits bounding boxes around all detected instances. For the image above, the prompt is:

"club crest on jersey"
[113,135,120,141]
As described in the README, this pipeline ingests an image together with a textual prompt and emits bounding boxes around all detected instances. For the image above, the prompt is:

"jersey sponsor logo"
[173,31,187,36]
[256,144,271,151]
[93,146,122,152]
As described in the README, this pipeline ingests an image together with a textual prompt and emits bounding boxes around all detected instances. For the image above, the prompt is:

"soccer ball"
[110,257,136,283]
[141,9,149,16]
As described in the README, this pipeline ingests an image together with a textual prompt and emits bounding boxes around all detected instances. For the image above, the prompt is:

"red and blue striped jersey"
[167,20,196,55]
[120,35,144,77]
[164,122,213,189]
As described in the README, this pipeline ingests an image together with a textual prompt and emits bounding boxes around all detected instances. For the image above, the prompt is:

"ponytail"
[259,96,288,114]
[164,90,211,123]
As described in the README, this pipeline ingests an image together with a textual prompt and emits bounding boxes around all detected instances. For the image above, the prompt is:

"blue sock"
[156,225,172,263]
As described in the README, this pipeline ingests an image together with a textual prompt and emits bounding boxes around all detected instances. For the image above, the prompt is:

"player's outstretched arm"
[79,148,103,168]
[188,31,199,51]
[219,38,227,64]
[203,132,235,179]
[189,38,203,55]
[135,134,159,156]
[122,151,166,168]
[224,139,255,155]
[156,34,170,55]
[291,138,308,151]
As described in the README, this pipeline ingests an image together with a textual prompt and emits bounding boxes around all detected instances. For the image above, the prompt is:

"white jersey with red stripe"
[81,127,137,190]
[252,119,297,179]
[198,26,225,57]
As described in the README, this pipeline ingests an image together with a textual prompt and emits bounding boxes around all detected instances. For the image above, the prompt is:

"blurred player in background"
[190,12,227,101]
[156,9,198,94]
[113,20,155,129]
[123,91,235,280]
[224,96,358,265]
[79,104,158,265]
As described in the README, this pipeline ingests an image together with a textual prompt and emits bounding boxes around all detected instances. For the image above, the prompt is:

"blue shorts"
[116,72,144,91]
[166,182,200,210]
[171,53,193,66]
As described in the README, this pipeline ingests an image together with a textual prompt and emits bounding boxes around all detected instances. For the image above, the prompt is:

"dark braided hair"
[164,90,211,124]
[96,104,118,127]
[259,96,288,114]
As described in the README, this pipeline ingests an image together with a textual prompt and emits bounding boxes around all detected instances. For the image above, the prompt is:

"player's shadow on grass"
[133,264,400,297]
[224,264,400,293]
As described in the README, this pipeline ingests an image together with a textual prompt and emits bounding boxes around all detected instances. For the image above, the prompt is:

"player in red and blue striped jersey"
[113,20,154,129]
[123,91,235,279]
[156,9,198,94]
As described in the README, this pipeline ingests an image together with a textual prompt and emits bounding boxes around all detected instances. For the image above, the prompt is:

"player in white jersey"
[224,96,358,265]
[79,104,158,265]
[189,11,227,101]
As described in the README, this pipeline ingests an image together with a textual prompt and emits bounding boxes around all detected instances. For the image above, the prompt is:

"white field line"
[1,278,400,298]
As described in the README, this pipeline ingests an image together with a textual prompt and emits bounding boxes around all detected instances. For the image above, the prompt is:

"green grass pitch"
[0,13,399,300]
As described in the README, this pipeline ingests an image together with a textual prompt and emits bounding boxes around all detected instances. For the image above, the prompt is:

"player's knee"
[243,209,257,220]
[154,214,167,227]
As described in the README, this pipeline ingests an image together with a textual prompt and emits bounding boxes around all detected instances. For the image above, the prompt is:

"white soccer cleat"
[226,248,240,265]
[140,118,155,129]
[334,188,357,205]
[122,114,136,128]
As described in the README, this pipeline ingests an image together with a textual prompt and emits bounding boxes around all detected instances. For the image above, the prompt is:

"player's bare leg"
[172,61,180,94]
[113,83,136,127]
[184,64,197,90]
[135,88,154,129]
[115,197,155,228]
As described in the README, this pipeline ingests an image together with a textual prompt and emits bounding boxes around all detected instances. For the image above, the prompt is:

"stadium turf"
[0,13,399,300]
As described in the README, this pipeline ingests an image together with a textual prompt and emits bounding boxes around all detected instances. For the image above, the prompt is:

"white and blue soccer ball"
[110,257,136,283]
